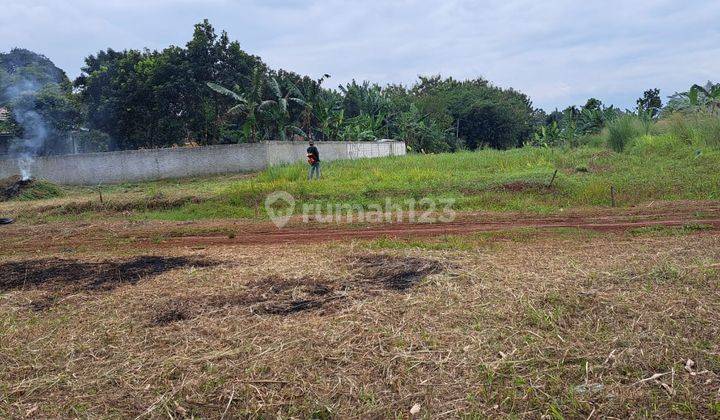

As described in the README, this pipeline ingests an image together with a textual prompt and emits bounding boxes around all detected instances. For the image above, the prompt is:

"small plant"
[606,115,644,152]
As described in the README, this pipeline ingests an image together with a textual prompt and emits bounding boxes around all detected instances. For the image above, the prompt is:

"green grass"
[16,180,64,200]
[629,223,713,237]
[363,228,599,251]
[5,135,720,223]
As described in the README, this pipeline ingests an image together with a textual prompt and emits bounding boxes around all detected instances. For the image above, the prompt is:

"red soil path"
[154,201,720,247]
[2,201,719,252]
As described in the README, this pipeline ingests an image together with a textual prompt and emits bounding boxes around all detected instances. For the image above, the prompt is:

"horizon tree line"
[1,20,716,155]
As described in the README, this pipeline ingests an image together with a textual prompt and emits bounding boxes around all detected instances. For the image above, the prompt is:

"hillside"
[0,48,70,93]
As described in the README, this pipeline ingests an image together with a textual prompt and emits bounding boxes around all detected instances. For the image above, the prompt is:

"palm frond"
[268,77,282,99]
[287,125,307,138]
[206,82,245,103]
[259,100,276,110]
[286,80,305,100]
[227,104,246,115]
[289,97,308,108]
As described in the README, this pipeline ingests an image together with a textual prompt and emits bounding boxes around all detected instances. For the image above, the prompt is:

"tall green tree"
[636,88,662,117]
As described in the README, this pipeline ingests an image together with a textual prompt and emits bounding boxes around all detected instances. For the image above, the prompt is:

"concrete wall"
[0,141,406,185]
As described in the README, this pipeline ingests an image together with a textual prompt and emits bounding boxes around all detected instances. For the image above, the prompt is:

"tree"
[665,82,720,115]
[68,20,541,153]
[636,89,662,117]
[583,98,602,111]
[313,92,344,141]
[258,77,307,141]
[207,65,266,142]
[75,20,267,148]
[405,76,534,150]
[689,82,720,115]
[0,48,82,154]
[460,100,528,149]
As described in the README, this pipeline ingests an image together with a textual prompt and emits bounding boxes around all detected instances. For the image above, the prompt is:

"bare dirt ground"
[1,200,720,254]
[1,201,719,418]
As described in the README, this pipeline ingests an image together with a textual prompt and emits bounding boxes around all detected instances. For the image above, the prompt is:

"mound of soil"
[0,256,218,300]
[1,175,35,201]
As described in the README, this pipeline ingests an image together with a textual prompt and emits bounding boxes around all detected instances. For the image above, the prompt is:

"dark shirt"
[307,146,320,163]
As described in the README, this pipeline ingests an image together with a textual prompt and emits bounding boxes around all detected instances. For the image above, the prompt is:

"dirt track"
[3,200,719,252]
[164,213,720,247]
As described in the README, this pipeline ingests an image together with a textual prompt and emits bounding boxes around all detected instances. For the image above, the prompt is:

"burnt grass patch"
[153,254,446,323]
[152,301,193,326]
[0,256,217,308]
[348,254,444,290]
[1,176,35,201]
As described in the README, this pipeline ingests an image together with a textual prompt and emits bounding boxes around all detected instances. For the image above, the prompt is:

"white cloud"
[1,0,719,109]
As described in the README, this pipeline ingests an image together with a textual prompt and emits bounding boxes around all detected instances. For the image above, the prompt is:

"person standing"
[307,141,321,180]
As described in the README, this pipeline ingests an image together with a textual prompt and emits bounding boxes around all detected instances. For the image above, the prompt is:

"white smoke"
[4,78,48,180]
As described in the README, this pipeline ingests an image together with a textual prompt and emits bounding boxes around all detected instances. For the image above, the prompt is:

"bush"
[606,115,644,152]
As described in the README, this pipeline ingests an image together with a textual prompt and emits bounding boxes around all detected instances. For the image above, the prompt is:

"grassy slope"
[4,134,720,222]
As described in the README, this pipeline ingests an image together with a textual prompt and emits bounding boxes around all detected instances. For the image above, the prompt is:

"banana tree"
[206,66,265,142]
[296,74,331,140]
[532,121,562,147]
[314,95,344,140]
[259,77,307,141]
[341,112,386,141]
[689,82,720,115]
[666,81,720,115]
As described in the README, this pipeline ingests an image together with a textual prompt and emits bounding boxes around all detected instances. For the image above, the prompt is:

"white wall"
[0,141,406,185]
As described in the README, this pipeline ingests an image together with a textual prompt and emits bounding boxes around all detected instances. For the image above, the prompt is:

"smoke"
[11,109,48,180]
[3,77,48,180]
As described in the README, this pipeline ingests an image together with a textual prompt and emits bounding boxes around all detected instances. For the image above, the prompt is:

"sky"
[1,0,719,111]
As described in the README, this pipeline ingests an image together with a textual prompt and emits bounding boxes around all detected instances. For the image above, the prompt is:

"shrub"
[606,115,644,152]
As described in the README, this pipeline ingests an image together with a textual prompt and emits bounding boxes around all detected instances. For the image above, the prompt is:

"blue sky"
[1,0,719,110]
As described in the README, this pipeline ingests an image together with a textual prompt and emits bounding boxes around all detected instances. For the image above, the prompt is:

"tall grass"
[689,115,720,149]
[606,115,645,152]
[664,112,720,149]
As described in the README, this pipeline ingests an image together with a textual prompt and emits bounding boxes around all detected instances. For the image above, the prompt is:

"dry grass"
[1,230,719,418]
